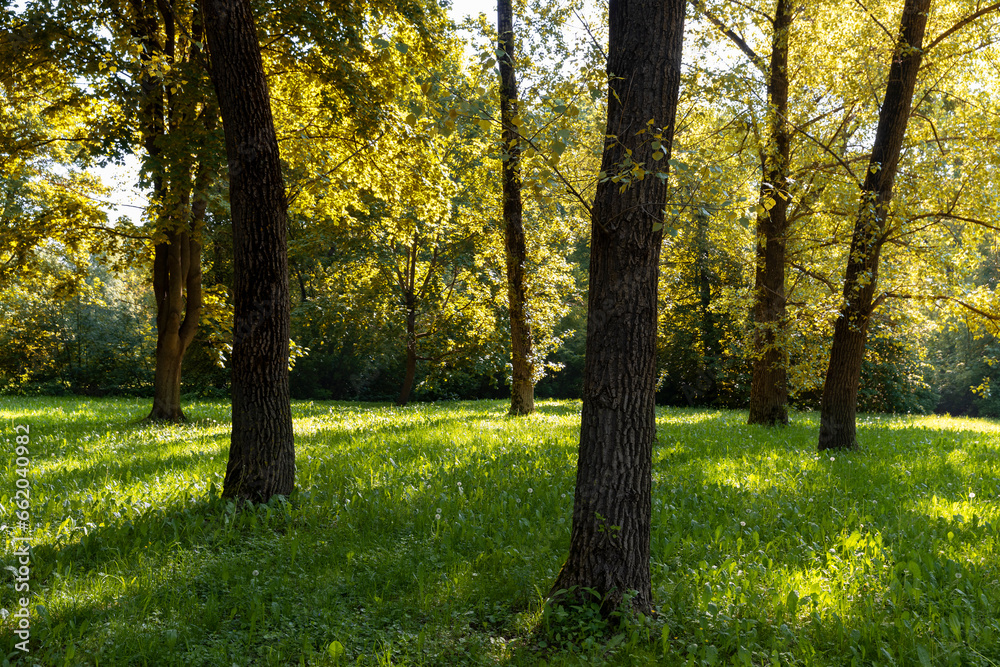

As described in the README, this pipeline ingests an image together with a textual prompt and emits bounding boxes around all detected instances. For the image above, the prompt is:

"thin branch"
[573,8,606,61]
[285,130,386,206]
[926,2,1000,51]
[689,0,767,74]
[79,224,153,241]
[873,291,1000,327]
[783,113,861,185]
[906,211,1000,234]
[853,0,895,41]
[728,0,776,24]
[789,260,839,293]
[911,112,945,154]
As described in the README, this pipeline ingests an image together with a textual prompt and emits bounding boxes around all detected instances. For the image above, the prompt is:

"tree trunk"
[204,0,295,502]
[498,0,535,416]
[397,296,418,406]
[550,0,685,614]
[694,208,716,401]
[747,0,792,427]
[147,225,202,421]
[818,0,931,450]
[134,0,213,422]
[147,155,211,421]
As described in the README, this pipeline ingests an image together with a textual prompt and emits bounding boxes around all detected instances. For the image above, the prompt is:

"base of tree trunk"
[817,414,859,450]
[508,385,534,416]
[747,406,788,427]
[146,404,186,422]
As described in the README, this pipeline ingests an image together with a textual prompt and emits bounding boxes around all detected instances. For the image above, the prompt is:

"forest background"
[3,0,1000,418]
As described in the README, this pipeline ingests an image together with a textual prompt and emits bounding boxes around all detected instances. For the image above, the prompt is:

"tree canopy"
[3,0,1000,423]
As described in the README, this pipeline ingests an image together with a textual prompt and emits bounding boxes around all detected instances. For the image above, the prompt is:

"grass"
[0,397,999,666]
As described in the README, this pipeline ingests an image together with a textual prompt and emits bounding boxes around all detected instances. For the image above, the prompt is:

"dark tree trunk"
[395,239,419,406]
[397,294,418,407]
[147,224,202,421]
[818,0,931,450]
[148,154,212,421]
[550,0,685,614]
[133,0,214,422]
[204,0,295,501]
[498,0,535,416]
[747,0,792,427]
[694,208,716,400]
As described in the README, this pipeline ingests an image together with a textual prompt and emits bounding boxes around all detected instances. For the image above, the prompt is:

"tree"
[744,0,792,426]
[817,0,932,450]
[498,0,535,416]
[10,0,227,420]
[128,0,222,421]
[203,0,294,501]
[0,10,113,292]
[550,0,685,613]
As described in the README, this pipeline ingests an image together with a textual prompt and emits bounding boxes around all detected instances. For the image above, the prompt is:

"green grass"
[1,397,999,665]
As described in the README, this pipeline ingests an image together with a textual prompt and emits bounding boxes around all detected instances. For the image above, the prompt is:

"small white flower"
[436,508,441,513]
[528,488,533,494]
[956,573,962,579]
[435,514,441,521]
[252,570,259,577]
[830,457,835,462]
[969,492,976,499]
[561,493,566,498]
[740,521,746,527]
[457,481,462,487]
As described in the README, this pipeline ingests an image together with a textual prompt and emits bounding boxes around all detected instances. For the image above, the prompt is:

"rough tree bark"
[549,0,685,614]
[397,240,419,407]
[498,0,535,416]
[747,0,792,426]
[147,140,214,421]
[203,0,295,501]
[818,0,932,450]
[694,208,717,401]
[132,0,216,421]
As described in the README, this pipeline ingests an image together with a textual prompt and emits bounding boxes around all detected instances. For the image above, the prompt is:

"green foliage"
[3,398,1000,665]
[858,318,938,415]
[0,251,155,396]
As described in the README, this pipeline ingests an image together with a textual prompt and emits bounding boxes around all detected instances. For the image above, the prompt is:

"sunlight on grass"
[2,399,1000,665]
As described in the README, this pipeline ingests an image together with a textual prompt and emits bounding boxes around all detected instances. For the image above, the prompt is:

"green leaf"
[916,645,932,667]
[786,589,799,616]
[327,641,345,661]
[394,42,409,54]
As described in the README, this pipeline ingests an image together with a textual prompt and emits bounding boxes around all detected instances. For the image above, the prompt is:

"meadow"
[1,397,999,666]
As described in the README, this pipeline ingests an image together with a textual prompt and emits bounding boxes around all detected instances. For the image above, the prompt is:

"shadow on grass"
[4,398,1000,665]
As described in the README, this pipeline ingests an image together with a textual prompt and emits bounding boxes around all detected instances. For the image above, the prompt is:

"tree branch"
[689,0,767,74]
[926,2,1000,51]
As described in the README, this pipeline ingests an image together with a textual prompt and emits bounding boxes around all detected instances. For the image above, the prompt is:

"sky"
[449,0,490,22]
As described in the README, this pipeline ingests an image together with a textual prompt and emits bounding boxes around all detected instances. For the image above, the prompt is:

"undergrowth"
[0,398,998,665]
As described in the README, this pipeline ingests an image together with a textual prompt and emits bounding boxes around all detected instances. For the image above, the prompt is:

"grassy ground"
[1,397,999,666]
